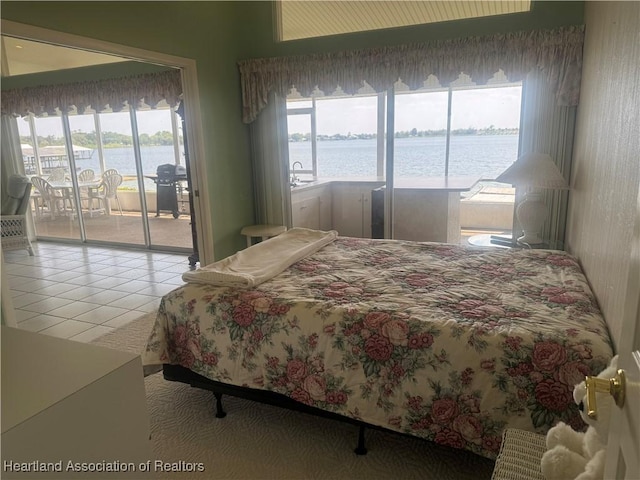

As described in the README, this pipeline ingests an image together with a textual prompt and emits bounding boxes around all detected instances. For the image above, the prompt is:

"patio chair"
[102,168,119,178]
[31,176,66,219]
[1,174,34,255]
[77,169,96,205]
[78,169,96,182]
[85,172,123,216]
[46,167,69,182]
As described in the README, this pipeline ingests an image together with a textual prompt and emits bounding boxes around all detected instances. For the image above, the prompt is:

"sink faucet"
[291,161,303,185]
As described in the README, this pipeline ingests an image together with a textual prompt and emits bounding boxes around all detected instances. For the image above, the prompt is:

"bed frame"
[163,363,372,454]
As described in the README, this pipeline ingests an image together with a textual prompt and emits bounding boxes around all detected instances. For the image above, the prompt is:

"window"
[287,80,522,239]
[287,82,522,183]
[276,1,532,42]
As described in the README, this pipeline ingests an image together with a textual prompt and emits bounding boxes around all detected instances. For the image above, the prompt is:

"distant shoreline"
[289,129,519,142]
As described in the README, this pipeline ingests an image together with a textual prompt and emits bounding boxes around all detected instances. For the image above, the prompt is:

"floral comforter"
[143,237,613,459]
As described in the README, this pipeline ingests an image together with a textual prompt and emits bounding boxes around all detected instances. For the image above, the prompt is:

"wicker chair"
[1,174,34,255]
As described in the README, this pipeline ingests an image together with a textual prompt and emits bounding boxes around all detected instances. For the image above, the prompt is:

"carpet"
[92,312,496,480]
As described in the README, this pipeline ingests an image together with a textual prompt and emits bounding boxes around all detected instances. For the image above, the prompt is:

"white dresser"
[1,327,154,479]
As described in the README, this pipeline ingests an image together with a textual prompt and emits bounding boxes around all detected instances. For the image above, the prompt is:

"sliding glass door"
[17,105,193,252]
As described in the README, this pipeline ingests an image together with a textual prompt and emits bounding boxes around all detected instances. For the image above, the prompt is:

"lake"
[289,134,519,178]
[74,134,518,191]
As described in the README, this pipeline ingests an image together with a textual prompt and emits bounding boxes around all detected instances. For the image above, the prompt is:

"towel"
[182,227,338,287]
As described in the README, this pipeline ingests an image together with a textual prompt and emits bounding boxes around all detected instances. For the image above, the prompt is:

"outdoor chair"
[31,176,67,219]
[78,169,96,182]
[77,169,96,206]
[84,172,123,216]
[1,174,34,255]
[102,168,120,178]
[46,167,69,183]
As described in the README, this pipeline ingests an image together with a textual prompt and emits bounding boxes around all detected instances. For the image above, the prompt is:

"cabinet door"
[332,185,373,238]
[292,197,321,230]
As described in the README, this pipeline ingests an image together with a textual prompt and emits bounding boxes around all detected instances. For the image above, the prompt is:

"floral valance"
[238,25,584,124]
[1,69,183,117]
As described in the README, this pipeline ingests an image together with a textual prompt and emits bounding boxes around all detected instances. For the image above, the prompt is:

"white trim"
[1,20,214,264]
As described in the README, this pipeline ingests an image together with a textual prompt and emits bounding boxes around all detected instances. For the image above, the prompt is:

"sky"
[288,85,523,135]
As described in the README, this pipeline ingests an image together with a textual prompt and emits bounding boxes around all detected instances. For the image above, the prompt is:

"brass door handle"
[585,369,626,419]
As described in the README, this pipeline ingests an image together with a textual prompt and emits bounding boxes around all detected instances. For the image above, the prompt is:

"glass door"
[19,114,83,242]
[19,105,194,253]
[135,106,191,250]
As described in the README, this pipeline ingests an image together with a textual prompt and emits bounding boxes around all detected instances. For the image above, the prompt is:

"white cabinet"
[291,184,332,231]
[1,327,153,479]
[331,182,383,238]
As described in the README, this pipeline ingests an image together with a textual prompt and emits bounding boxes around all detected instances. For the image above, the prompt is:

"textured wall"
[566,2,640,349]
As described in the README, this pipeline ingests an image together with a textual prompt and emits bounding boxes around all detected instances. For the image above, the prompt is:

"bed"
[142,229,613,460]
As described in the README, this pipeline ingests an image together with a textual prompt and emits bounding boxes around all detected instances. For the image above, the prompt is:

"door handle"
[585,369,626,419]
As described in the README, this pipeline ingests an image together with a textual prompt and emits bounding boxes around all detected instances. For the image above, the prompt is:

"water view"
[34,134,518,194]
[288,134,519,179]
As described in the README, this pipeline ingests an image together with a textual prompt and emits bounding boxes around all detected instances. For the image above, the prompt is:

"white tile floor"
[5,242,192,343]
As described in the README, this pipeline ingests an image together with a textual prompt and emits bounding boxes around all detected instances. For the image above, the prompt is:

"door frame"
[1,19,214,264]
[603,186,640,477]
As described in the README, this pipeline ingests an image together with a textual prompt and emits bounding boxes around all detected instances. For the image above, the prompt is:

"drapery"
[0,69,182,117]
[1,114,35,242]
[519,70,576,250]
[249,92,292,228]
[239,25,584,124]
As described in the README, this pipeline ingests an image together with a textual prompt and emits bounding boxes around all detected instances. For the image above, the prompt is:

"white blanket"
[182,228,338,288]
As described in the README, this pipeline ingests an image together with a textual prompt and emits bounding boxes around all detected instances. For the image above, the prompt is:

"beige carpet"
[92,312,496,480]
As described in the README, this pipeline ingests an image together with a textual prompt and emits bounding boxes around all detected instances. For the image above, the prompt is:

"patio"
[31,210,194,251]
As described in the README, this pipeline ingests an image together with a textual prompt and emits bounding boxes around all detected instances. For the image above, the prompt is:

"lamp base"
[517,233,545,245]
[516,192,547,245]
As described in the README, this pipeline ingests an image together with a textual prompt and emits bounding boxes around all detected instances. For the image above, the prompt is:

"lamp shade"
[495,153,569,190]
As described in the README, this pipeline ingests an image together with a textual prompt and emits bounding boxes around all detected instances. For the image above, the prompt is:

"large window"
[287,83,521,182]
[286,81,522,239]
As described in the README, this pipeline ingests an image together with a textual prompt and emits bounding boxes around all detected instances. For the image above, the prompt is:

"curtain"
[1,69,182,117]
[239,25,584,123]
[1,115,25,203]
[249,92,292,228]
[519,70,577,249]
[1,114,36,241]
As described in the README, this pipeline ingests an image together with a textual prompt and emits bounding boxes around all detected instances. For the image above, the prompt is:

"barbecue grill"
[152,164,187,218]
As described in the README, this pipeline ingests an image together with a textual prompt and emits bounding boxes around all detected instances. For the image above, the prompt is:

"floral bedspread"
[143,238,613,459]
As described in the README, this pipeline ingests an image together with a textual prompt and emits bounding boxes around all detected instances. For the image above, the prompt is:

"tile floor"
[4,241,192,343]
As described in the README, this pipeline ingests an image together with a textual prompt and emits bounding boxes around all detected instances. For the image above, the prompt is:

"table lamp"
[495,153,569,245]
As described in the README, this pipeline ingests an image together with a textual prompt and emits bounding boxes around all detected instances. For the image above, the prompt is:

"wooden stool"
[241,224,287,248]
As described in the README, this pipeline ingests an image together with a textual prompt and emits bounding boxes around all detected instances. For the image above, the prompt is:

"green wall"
[1,1,583,259]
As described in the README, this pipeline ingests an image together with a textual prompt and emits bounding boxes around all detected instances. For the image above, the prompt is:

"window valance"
[1,69,182,117]
[238,25,584,124]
